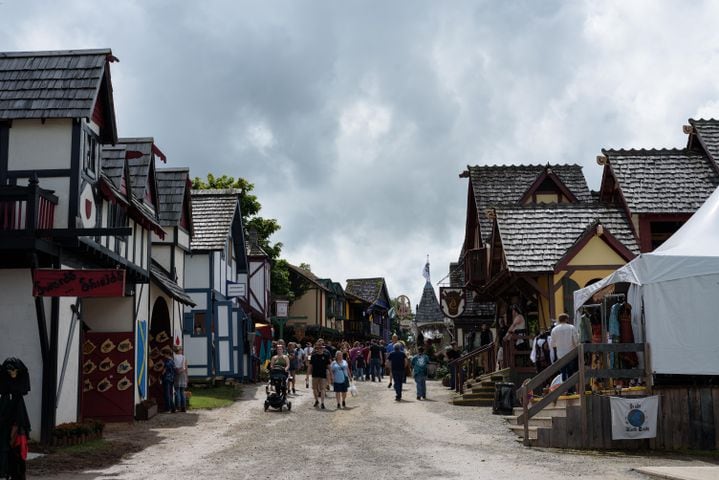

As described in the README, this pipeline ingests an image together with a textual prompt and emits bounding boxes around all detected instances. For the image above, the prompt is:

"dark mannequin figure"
[0,358,31,480]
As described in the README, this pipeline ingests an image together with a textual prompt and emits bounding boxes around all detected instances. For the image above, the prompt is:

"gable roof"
[100,145,127,191]
[467,164,592,237]
[118,137,159,202]
[688,118,719,170]
[287,263,330,291]
[156,168,191,227]
[414,281,444,325]
[495,204,639,272]
[190,189,239,251]
[601,148,719,214]
[345,277,389,308]
[0,48,117,141]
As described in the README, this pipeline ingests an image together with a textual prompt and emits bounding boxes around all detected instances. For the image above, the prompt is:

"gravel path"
[33,378,716,479]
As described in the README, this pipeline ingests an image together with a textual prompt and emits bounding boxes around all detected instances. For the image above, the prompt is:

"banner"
[33,269,126,297]
[610,395,659,439]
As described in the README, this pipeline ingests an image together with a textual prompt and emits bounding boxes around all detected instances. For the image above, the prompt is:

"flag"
[610,395,659,439]
[422,259,430,282]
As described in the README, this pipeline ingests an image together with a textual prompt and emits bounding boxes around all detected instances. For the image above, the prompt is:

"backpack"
[162,358,176,383]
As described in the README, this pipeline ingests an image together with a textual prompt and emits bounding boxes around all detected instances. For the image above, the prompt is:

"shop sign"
[440,287,466,318]
[227,281,246,298]
[33,269,126,297]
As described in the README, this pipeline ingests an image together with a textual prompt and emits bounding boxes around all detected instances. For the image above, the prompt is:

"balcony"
[463,248,487,287]
[0,179,58,233]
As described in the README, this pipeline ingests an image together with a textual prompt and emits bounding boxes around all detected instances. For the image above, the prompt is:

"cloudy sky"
[4,1,719,305]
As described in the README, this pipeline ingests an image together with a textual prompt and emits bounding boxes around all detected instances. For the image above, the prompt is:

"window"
[193,312,206,336]
[83,131,98,175]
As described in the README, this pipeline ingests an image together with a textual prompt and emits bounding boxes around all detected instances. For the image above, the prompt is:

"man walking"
[411,346,430,400]
[386,334,403,389]
[308,343,331,409]
[386,343,408,401]
[369,339,383,382]
[549,313,579,391]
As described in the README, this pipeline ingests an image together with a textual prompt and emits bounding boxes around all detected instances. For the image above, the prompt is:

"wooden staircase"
[504,395,579,443]
[451,368,510,407]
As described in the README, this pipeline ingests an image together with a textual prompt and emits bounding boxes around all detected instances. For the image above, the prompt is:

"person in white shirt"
[549,313,579,388]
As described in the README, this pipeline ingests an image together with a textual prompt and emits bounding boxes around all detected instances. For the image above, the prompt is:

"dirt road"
[31,379,715,479]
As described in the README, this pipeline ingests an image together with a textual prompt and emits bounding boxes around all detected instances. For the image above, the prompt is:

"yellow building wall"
[288,288,325,327]
[552,235,631,323]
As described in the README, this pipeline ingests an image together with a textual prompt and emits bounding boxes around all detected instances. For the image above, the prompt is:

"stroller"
[264,367,292,412]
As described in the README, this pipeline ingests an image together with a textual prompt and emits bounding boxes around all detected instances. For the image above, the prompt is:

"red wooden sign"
[33,269,126,297]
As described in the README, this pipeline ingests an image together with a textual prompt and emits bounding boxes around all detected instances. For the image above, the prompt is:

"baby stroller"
[264,367,292,412]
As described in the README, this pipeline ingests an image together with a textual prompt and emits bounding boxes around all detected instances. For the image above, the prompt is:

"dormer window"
[520,168,579,206]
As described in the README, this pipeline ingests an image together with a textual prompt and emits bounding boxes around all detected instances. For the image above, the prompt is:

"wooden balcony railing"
[447,342,496,394]
[0,179,58,232]
[463,248,486,287]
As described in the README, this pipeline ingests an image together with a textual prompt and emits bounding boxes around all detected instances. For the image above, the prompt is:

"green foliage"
[298,262,311,271]
[193,173,291,296]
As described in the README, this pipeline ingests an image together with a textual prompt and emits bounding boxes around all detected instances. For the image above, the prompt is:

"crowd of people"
[264,333,441,410]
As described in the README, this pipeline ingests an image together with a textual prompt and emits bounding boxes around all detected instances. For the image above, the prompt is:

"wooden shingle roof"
[345,278,388,307]
[0,49,118,142]
[100,146,126,190]
[119,137,154,200]
[150,260,195,306]
[602,148,719,214]
[190,189,239,251]
[156,168,190,226]
[414,281,444,325]
[287,264,329,291]
[689,118,719,169]
[495,204,639,272]
[468,164,592,236]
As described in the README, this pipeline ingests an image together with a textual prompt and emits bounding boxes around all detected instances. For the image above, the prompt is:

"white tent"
[573,185,719,375]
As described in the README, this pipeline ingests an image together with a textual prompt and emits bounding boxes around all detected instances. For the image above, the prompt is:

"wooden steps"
[451,369,511,407]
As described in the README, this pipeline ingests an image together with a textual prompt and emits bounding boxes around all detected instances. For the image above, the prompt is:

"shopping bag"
[349,383,358,397]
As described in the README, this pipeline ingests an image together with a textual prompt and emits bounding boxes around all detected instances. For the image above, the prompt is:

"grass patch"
[189,384,242,410]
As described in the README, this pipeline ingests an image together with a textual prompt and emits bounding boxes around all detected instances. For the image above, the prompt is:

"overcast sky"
[4,1,719,306]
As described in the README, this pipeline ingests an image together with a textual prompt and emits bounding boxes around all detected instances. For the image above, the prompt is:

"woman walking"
[173,345,189,412]
[329,350,351,410]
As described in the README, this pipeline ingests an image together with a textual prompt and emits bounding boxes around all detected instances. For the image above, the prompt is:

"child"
[411,346,429,400]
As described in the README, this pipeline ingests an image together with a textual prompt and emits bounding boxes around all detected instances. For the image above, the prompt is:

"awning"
[150,261,195,306]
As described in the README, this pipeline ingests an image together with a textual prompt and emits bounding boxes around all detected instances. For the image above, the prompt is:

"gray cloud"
[4,0,719,304]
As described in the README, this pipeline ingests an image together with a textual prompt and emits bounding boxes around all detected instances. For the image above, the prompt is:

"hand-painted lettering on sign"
[33,269,126,297]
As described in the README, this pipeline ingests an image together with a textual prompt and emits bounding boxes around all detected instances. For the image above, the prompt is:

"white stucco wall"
[177,229,189,249]
[7,119,73,171]
[153,244,172,273]
[0,270,43,440]
[185,254,209,289]
[82,296,134,332]
[55,295,80,425]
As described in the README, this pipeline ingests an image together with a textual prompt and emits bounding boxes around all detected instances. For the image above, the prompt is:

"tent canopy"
[573,185,719,375]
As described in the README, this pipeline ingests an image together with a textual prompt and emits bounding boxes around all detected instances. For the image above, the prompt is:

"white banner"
[610,395,659,440]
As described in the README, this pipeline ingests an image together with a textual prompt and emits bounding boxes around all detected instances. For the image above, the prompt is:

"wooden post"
[579,343,587,448]
[644,342,653,393]
[522,384,530,446]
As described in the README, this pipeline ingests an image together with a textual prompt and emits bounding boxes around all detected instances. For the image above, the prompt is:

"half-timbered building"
[0,49,170,440]
[345,277,391,340]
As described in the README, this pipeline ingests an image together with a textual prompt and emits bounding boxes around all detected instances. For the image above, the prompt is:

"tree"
[192,173,292,299]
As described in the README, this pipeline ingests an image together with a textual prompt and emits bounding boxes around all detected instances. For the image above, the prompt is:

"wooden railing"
[0,180,57,232]
[517,342,649,446]
[447,342,496,394]
[499,334,533,370]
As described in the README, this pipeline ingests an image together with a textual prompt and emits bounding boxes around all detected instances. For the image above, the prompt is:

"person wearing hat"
[308,343,331,409]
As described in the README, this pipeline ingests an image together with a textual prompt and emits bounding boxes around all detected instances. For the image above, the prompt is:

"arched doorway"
[149,297,172,411]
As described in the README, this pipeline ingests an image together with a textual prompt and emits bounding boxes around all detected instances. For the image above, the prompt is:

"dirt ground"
[28,378,718,479]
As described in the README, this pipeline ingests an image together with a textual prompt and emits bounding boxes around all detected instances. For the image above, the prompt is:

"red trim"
[91,100,104,128]
[519,169,578,205]
[151,144,167,163]
[554,224,635,272]
[637,213,691,253]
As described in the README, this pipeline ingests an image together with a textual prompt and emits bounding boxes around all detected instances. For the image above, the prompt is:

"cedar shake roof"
[688,118,719,169]
[190,189,239,251]
[287,263,329,291]
[345,278,389,307]
[100,146,126,190]
[150,260,195,306]
[468,164,592,237]
[156,168,191,227]
[495,204,639,272]
[120,137,155,200]
[414,281,444,325]
[0,48,117,141]
[602,148,719,214]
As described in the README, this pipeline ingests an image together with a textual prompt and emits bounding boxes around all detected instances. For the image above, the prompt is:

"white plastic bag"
[349,383,358,397]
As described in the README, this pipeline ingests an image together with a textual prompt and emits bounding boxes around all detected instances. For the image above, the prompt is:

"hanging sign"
[227,281,246,298]
[610,395,659,439]
[33,269,126,297]
[440,287,466,318]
